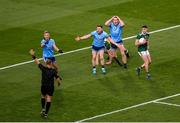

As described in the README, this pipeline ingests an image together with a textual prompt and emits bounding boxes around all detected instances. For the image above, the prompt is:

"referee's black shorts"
[41,85,54,96]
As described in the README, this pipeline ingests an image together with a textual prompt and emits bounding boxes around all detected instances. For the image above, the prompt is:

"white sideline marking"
[0,24,180,71]
[76,93,180,122]
[154,101,180,107]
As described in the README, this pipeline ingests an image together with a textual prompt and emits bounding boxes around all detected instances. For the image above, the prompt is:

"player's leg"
[106,49,112,60]
[136,52,145,76]
[118,44,127,68]
[96,52,99,66]
[41,95,46,114]
[113,51,123,66]
[43,95,52,118]
[106,49,115,65]
[147,50,152,64]
[40,86,46,115]
[106,43,117,65]
[92,50,98,74]
[43,86,54,118]
[99,49,106,74]
[124,48,130,58]
[141,53,151,80]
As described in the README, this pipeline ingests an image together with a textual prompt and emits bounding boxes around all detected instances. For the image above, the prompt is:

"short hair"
[44,31,50,34]
[97,24,103,28]
[142,25,148,28]
[46,59,52,65]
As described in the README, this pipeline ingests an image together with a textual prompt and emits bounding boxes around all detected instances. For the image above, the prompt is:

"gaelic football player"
[41,31,63,72]
[105,16,129,68]
[135,25,152,80]
[75,25,120,75]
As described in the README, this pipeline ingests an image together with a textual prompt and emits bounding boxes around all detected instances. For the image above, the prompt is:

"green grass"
[0,0,180,121]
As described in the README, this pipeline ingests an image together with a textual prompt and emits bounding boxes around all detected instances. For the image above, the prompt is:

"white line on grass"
[154,101,180,107]
[76,93,180,122]
[0,24,180,71]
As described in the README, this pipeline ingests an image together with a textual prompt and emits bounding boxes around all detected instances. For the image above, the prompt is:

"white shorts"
[138,50,150,56]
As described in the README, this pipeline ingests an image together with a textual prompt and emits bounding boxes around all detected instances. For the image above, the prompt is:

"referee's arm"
[55,73,62,87]
[29,49,40,65]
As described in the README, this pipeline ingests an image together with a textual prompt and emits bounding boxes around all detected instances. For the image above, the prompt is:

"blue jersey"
[109,22,123,42]
[91,31,109,47]
[41,39,55,58]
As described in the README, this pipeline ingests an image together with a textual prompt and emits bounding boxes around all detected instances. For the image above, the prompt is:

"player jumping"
[135,25,152,80]
[29,49,62,118]
[75,25,121,75]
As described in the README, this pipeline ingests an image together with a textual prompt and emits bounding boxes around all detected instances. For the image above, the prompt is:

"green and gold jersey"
[136,33,150,52]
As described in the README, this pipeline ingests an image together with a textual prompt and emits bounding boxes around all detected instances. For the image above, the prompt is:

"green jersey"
[136,33,150,52]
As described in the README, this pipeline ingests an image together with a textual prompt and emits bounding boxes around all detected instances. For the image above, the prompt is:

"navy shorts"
[43,57,56,63]
[111,40,123,50]
[92,45,104,52]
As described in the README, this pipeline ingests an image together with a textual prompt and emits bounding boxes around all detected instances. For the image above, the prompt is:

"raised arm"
[116,16,125,27]
[29,49,40,65]
[75,34,92,41]
[105,16,114,27]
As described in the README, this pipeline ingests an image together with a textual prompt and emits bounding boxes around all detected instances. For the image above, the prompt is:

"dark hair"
[46,59,52,65]
[44,31,50,34]
[142,25,148,28]
[97,24,103,28]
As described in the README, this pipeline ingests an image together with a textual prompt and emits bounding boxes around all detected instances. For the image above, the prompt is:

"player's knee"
[46,96,52,102]
[92,56,96,61]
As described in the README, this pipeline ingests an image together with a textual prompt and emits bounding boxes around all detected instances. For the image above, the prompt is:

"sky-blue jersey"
[41,39,55,58]
[91,31,109,47]
[109,22,123,42]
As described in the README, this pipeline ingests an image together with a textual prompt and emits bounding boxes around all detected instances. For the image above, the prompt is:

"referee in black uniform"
[29,49,62,118]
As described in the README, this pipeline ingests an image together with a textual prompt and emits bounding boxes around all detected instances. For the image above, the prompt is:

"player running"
[29,49,62,118]
[75,25,121,75]
[105,16,129,68]
[41,31,63,72]
[135,25,152,80]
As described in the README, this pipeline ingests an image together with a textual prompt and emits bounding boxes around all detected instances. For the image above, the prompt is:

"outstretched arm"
[75,34,92,41]
[29,49,40,65]
[107,37,118,46]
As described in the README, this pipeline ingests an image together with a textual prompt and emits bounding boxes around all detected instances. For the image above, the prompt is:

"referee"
[29,49,62,118]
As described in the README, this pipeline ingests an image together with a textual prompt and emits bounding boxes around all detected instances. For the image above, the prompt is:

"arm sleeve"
[41,40,45,45]
[109,22,112,27]
[38,64,45,71]
[136,34,141,39]
[54,70,60,79]
[146,34,150,41]
[51,39,55,45]
[90,31,96,36]
[105,32,109,38]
